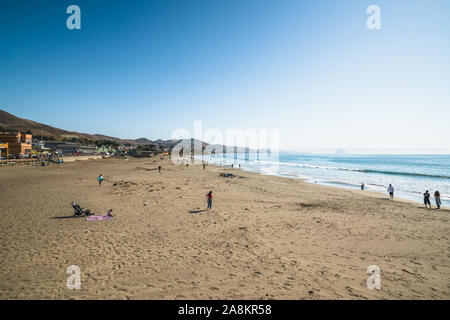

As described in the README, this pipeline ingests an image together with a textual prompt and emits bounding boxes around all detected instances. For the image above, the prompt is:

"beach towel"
[86,215,112,221]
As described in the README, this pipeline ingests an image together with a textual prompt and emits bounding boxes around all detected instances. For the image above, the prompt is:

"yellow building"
[0,132,32,156]
[0,143,8,158]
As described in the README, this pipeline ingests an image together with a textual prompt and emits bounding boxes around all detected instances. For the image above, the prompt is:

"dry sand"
[0,157,449,299]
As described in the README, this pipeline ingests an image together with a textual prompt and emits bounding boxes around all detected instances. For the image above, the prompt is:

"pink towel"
[86,215,112,221]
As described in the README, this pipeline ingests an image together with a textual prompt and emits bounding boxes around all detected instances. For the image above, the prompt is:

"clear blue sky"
[1,0,449,152]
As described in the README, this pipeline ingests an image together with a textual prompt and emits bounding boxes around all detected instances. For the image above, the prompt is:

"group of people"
[360,183,443,209]
[387,184,442,209]
[219,172,235,178]
[423,190,441,209]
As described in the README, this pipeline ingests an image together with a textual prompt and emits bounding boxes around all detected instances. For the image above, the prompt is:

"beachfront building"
[77,145,97,154]
[0,143,8,158]
[97,145,117,154]
[0,132,32,156]
[42,141,97,155]
[44,141,77,154]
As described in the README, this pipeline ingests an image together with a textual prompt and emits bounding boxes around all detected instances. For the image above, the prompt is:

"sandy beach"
[0,157,449,299]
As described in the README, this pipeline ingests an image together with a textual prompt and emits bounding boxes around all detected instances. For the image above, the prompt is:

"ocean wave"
[253,160,450,179]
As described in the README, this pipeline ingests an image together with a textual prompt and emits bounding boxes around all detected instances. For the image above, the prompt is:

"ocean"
[198,153,450,208]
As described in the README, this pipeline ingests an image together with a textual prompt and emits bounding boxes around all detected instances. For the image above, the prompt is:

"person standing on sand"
[434,191,441,209]
[98,174,104,186]
[158,165,161,173]
[388,184,394,199]
[361,183,365,191]
[203,163,206,170]
[423,190,432,209]
[206,191,213,210]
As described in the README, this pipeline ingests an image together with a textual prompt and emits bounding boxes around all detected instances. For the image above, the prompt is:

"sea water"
[198,153,450,208]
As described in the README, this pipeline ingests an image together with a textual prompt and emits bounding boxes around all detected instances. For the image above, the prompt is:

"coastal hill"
[0,109,178,147]
[0,109,255,153]
[0,109,120,142]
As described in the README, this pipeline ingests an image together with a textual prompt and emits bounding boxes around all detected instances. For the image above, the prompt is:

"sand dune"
[0,157,449,299]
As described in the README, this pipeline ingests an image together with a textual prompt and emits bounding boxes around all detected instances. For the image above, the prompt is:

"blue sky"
[0,0,449,152]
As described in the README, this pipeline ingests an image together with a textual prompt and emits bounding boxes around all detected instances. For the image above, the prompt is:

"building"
[77,145,97,154]
[97,145,117,154]
[0,143,8,158]
[0,132,32,156]
[42,141,97,155]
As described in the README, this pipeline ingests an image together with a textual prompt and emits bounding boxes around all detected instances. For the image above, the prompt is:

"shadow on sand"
[52,215,82,219]
[189,209,207,214]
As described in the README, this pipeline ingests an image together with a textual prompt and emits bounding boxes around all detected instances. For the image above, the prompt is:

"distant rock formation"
[335,148,348,155]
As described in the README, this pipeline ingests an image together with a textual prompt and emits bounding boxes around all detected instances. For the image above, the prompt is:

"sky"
[0,0,449,153]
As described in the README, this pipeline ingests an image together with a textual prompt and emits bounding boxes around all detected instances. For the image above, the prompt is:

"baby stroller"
[71,202,93,216]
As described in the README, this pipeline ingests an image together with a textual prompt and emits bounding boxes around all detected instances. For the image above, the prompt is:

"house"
[97,145,116,154]
[0,132,32,156]
[41,141,96,154]
[77,145,97,154]
[0,143,8,158]
[43,141,77,154]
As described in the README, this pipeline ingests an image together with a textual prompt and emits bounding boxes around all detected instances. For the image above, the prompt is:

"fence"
[0,158,47,167]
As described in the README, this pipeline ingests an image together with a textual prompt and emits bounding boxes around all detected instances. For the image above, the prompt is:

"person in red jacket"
[206,191,213,210]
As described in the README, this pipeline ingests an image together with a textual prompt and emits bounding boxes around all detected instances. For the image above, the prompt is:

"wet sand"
[0,157,449,299]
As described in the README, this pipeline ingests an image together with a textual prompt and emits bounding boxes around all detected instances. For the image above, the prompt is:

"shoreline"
[203,158,449,210]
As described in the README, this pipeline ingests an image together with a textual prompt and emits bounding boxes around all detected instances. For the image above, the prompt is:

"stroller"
[71,202,93,216]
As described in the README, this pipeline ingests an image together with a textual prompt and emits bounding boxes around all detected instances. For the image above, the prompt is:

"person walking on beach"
[423,190,432,209]
[158,165,161,173]
[206,191,213,211]
[434,191,441,209]
[361,183,365,191]
[388,184,394,199]
[98,174,104,186]
[203,163,206,170]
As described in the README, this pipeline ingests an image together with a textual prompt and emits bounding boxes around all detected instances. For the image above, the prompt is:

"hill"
[0,109,120,142]
[0,109,259,153]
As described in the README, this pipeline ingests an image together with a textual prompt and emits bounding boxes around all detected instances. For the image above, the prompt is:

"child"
[98,174,104,186]
[107,209,114,217]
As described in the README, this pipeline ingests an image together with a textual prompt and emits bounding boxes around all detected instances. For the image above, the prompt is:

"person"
[203,163,206,170]
[361,183,365,191]
[388,184,394,199]
[98,174,104,186]
[434,191,441,209]
[107,209,114,217]
[206,191,213,210]
[423,190,432,209]
[158,165,161,173]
